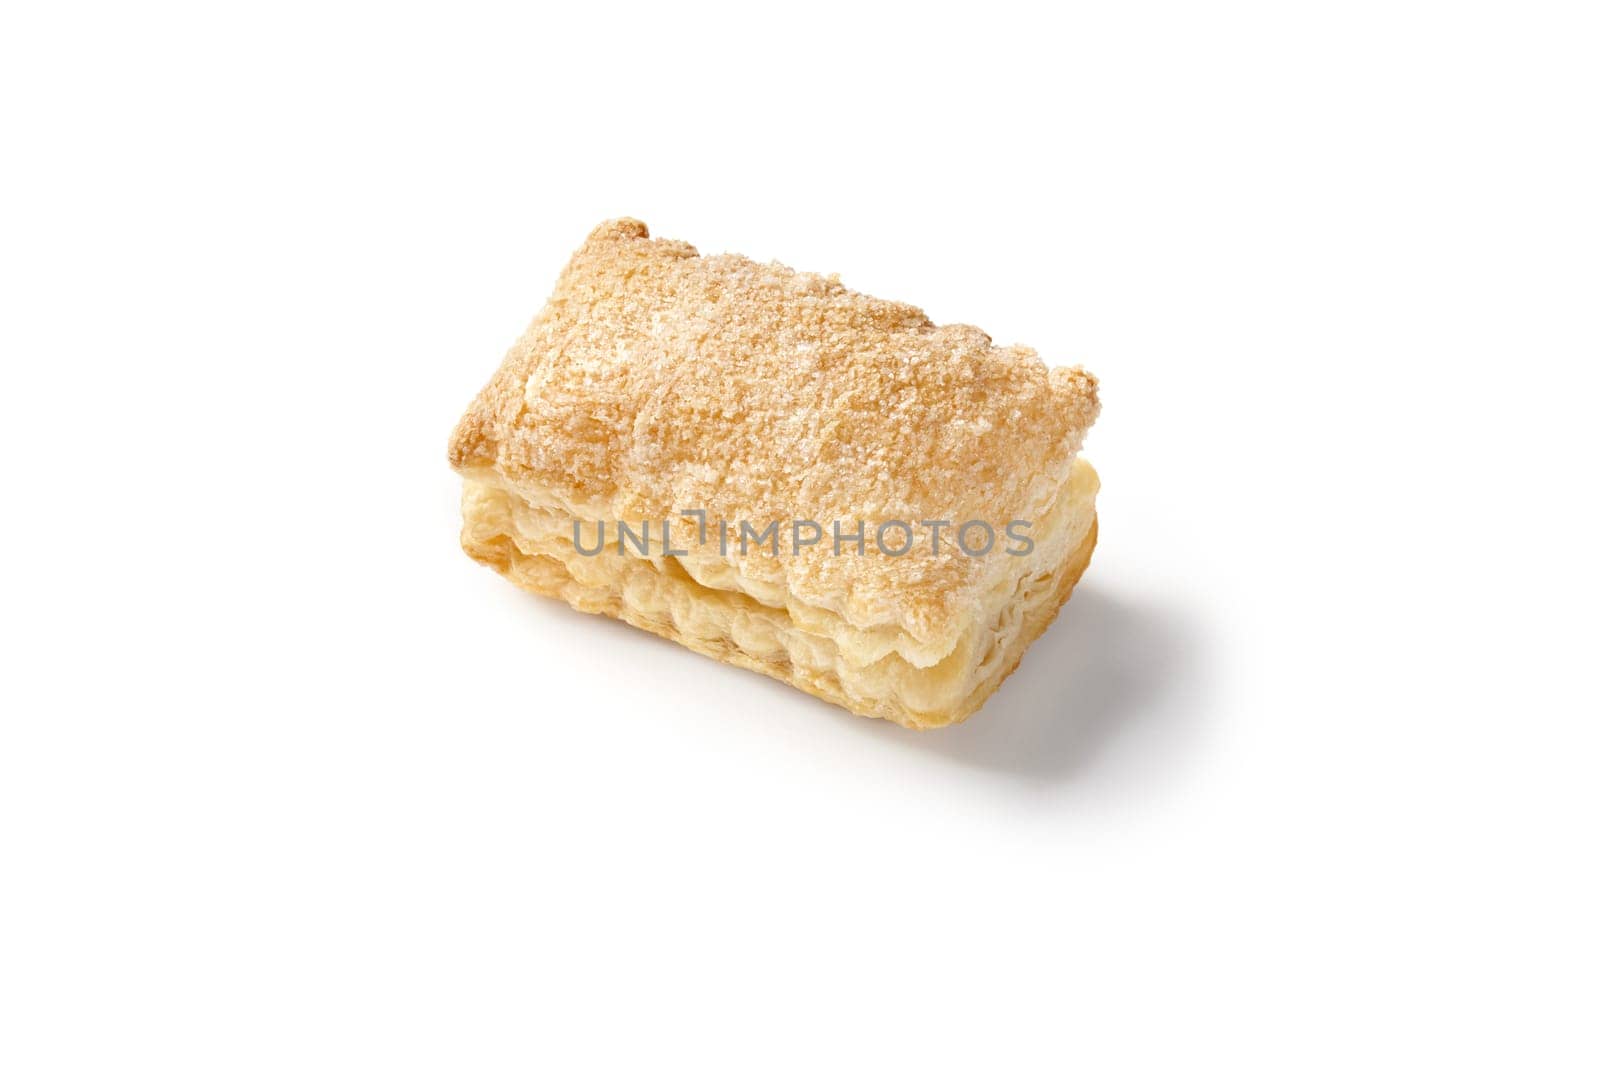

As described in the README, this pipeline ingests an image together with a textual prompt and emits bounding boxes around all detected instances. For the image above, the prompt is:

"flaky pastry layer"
[459,459,1098,729]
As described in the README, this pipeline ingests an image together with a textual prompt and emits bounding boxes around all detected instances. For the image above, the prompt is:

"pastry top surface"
[449,218,1099,645]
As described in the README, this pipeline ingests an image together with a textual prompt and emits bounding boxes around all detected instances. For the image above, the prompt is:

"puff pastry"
[449,219,1101,729]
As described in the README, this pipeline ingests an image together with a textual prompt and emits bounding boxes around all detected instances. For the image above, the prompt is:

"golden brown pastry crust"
[449,219,1101,727]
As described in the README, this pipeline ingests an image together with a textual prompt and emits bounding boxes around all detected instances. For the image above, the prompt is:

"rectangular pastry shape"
[449,219,1101,729]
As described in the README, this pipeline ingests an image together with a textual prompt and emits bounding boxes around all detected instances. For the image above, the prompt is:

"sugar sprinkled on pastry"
[449,219,1100,729]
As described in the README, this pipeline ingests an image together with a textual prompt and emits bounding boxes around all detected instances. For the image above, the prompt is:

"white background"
[3,2,1597,1063]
